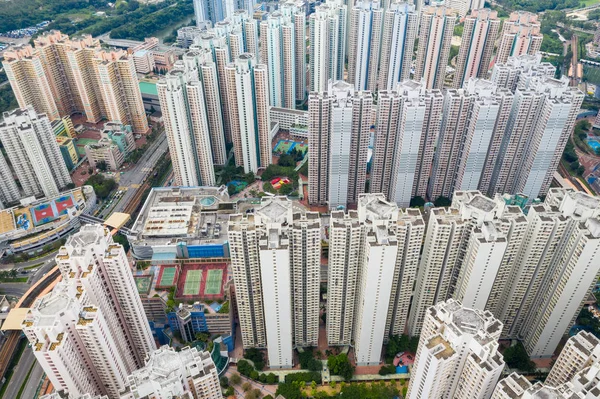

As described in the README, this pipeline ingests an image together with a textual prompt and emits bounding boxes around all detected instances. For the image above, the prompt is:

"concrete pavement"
[224,367,278,399]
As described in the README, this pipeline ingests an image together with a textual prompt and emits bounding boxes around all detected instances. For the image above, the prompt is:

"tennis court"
[158,266,177,287]
[183,270,202,296]
[204,269,223,295]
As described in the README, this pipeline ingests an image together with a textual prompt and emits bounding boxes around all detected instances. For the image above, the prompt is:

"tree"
[244,348,266,370]
[242,382,252,392]
[113,233,130,253]
[230,373,242,385]
[96,160,108,172]
[410,196,426,208]
[503,342,536,372]
[225,387,235,397]
[434,196,451,207]
[195,332,210,342]
[84,174,117,199]
[379,364,396,375]
[220,376,229,387]
[278,153,296,167]
[327,353,354,381]
[276,382,303,399]
[266,373,278,384]
[245,389,261,399]
[279,182,294,196]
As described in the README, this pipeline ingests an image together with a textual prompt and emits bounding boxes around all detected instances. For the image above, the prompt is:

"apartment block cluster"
[229,189,600,372]
[3,31,148,135]
[23,224,223,399]
[166,0,576,211]
[0,28,152,208]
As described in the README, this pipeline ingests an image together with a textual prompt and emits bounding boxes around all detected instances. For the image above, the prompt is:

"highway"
[1,345,43,399]
[98,132,168,219]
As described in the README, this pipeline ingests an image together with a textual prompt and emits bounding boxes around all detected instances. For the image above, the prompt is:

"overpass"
[78,213,136,236]
[0,266,61,383]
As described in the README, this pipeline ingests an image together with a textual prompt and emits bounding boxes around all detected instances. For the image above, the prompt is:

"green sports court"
[204,269,223,295]
[183,270,202,296]
[157,266,177,287]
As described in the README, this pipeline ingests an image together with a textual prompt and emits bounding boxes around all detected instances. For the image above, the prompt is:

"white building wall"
[328,98,353,208]
[260,247,294,368]
[354,239,398,365]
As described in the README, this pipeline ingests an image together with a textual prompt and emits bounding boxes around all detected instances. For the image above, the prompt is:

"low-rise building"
[127,186,233,260]
[133,49,155,74]
[85,138,124,171]
[0,186,96,254]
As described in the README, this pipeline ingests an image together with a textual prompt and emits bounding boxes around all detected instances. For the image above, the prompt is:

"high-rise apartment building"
[56,225,156,364]
[23,283,131,398]
[406,299,504,399]
[414,6,456,90]
[428,79,513,201]
[371,81,428,207]
[95,50,149,135]
[183,49,228,165]
[347,0,382,91]
[192,32,234,144]
[0,107,72,199]
[495,12,543,65]
[2,45,59,118]
[309,0,347,92]
[408,190,525,336]
[352,195,399,365]
[520,191,600,358]
[453,9,500,89]
[490,53,555,93]
[24,224,155,398]
[3,31,149,134]
[378,1,418,91]
[228,198,320,368]
[157,64,217,187]
[327,197,425,347]
[261,9,298,108]
[0,151,19,207]
[545,331,600,387]
[385,208,426,338]
[224,54,271,173]
[119,346,223,399]
[445,0,485,18]
[308,81,372,208]
[493,335,600,399]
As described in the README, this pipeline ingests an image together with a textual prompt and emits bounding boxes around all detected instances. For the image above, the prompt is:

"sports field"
[158,266,177,287]
[134,275,152,294]
[205,269,223,295]
[274,139,308,155]
[183,270,202,296]
[74,138,99,157]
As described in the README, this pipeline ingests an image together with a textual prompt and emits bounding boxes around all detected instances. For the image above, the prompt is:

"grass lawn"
[24,262,43,270]
[580,0,600,6]
[0,277,28,283]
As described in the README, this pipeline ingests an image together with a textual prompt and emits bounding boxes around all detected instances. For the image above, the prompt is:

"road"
[2,345,42,399]
[0,257,57,297]
[0,250,58,271]
[98,132,168,218]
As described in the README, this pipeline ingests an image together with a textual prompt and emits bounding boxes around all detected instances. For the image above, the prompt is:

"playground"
[156,265,179,288]
[134,275,153,295]
[587,135,600,152]
[274,139,308,155]
[175,263,228,300]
